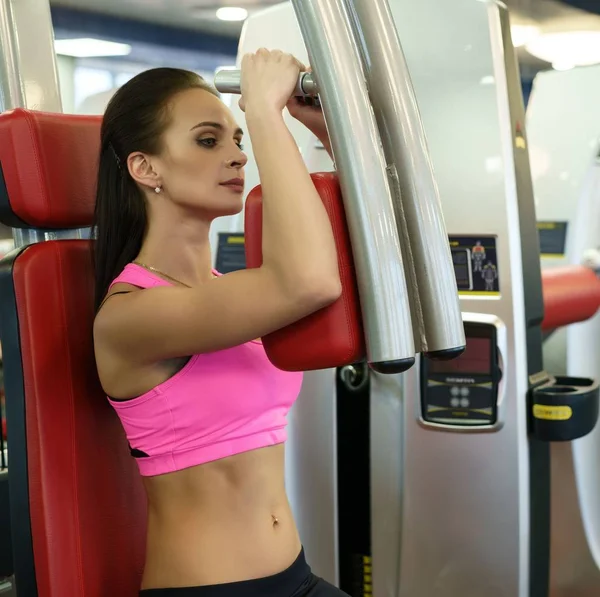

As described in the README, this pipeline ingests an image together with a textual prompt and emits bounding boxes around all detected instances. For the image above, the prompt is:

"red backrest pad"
[0,109,100,228]
[244,172,365,371]
[13,240,146,596]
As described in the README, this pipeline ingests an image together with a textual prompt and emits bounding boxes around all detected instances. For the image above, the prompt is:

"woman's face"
[154,87,248,218]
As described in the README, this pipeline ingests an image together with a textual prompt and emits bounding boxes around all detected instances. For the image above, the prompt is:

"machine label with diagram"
[448,235,500,296]
[421,321,501,426]
[215,232,246,274]
[537,221,568,258]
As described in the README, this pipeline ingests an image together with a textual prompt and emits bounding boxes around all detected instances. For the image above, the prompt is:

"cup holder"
[536,386,578,394]
[532,376,599,442]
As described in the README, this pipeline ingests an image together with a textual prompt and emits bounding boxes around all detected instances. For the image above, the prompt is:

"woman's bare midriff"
[140,443,302,590]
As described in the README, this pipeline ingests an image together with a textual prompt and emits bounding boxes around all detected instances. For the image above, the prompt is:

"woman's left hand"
[287,96,326,135]
[287,97,333,159]
[286,85,332,158]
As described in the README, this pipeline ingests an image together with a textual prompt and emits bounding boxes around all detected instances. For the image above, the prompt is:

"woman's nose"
[228,149,248,169]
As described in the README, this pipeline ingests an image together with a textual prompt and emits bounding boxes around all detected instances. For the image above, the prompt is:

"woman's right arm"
[244,92,339,303]
[95,51,342,363]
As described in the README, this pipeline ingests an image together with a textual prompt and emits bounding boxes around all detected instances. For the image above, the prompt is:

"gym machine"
[214,0,600,596]
[527,66,600,594]
[0,0,598,595]
[0,0,466,593]
[527,63,600,374]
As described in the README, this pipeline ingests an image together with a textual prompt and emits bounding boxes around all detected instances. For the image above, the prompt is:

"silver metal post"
[0,0,76,249]
[0,0,61,113]
[346,0,465,358]
[288,0,416,373]
[0,0,25,110]
[12,229,46,247]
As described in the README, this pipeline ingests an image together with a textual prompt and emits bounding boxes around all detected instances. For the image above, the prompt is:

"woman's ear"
[127,152,161,191]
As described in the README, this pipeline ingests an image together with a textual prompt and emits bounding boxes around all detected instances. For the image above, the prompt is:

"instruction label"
[537,221,568,258]
[215,232,246,274]
[448,235,500,296]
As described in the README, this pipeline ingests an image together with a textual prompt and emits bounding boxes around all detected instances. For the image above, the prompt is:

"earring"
[154,185,162,194]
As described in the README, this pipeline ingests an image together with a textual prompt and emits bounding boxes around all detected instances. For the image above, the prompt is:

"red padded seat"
[0,109,146,596]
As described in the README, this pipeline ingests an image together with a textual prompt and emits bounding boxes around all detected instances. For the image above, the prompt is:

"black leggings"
[139,548,350,597]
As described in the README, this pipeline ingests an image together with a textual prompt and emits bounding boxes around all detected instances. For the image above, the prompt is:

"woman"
[93,49,348,596]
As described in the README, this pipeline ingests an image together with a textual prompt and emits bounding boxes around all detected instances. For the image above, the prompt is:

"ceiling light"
[552,61,575,72]
[526,31,600,67]
[54,38,132,58]
[511,24,540,48]
[216,7,248,21]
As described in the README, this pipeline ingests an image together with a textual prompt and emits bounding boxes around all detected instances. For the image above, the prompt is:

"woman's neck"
[137,215,214,287]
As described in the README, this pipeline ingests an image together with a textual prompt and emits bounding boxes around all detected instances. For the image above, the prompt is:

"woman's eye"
[198,137,244,151]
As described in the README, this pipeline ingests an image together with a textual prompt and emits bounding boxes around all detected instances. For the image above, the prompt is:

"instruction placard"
[449,235,500,296]
[215,232,246,274]
[537,221,568,258]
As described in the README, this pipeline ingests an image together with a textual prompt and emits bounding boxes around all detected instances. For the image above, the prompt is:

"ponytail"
[92,143,146,310]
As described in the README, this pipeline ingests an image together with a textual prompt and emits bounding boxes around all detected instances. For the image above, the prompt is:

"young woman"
[92,49,348,596]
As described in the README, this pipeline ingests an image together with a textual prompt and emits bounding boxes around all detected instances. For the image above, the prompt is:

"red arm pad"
[541,265,600,331]
[244,172,365,371]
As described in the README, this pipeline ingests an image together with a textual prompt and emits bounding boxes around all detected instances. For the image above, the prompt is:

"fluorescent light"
[511,24,540,48]
[485,157,502,173]
[216,7,248,21]
[552,61,575,72]
[480,75,495,86]
[54,38,132,58]
[526,31,600,67]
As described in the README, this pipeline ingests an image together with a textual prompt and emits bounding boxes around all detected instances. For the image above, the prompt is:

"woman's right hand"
[239,49,304,114]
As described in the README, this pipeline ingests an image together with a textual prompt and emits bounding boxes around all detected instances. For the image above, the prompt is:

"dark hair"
[92,67,219,310]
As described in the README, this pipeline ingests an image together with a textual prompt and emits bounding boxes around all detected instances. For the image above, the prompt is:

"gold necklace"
[133,261,217,287]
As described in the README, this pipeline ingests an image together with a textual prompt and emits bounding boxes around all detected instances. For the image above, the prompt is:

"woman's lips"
[220,178,245,193]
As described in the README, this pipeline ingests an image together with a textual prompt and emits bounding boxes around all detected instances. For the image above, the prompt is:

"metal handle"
[214,69,319,97]
[291,0,415,373]
[345,0,465,359]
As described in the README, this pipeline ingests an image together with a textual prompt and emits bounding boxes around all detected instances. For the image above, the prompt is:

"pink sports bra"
[106,263,304,477]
